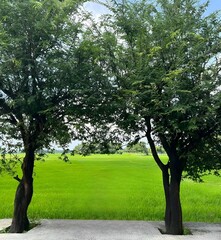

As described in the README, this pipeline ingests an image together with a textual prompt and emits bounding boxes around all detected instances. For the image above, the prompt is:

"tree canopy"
[103,0,221,178]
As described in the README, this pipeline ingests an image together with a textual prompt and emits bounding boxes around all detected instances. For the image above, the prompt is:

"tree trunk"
[9,148,35,233]
[162,165,171,232]
[143,119,184,235]
[162,163,183,235]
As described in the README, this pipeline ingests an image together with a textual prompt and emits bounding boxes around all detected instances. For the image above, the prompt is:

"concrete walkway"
[0,219,220,240]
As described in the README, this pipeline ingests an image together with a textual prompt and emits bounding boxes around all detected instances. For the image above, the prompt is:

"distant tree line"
[73,141,166,155]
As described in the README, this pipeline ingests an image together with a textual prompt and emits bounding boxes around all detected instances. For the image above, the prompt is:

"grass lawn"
[0,153,220,222]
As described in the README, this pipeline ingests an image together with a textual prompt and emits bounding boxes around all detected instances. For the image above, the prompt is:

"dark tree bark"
[145,117,184,235]
[163,163,183,235]
[9,147,35,233]
[162,165,171,232]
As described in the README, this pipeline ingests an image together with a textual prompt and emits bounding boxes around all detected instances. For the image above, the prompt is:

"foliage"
[0,136,22,175]
[124,141,148,155]
[0,0,75,154]
[155,146,166,155]
[74,142,122,155]
[101,0,221,180]
[0,0,114,170]
[185,134,221,181]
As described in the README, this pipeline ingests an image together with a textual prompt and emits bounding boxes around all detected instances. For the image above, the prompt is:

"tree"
[74,141,122,155]
[125,141,148,155]
[0,0,111,233]
[0,0,78,232]
[100,0,221,234]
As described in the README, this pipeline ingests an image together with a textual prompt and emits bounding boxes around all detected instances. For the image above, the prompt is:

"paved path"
[0,219,220,240]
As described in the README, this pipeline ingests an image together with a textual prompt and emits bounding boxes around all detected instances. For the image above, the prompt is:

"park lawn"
[0,153,220,222]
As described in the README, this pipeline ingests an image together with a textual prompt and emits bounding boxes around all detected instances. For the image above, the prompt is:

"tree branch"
[13,175,21,182]
[144,116,165,171]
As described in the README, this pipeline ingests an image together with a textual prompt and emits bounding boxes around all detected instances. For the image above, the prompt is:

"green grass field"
[0,153,221,222]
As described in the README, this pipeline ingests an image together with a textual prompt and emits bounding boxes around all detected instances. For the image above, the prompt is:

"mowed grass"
[0,153,220,222]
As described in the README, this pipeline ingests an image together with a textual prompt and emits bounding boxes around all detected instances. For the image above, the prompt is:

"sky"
[203,0,221,14]
[84,0,221,18]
